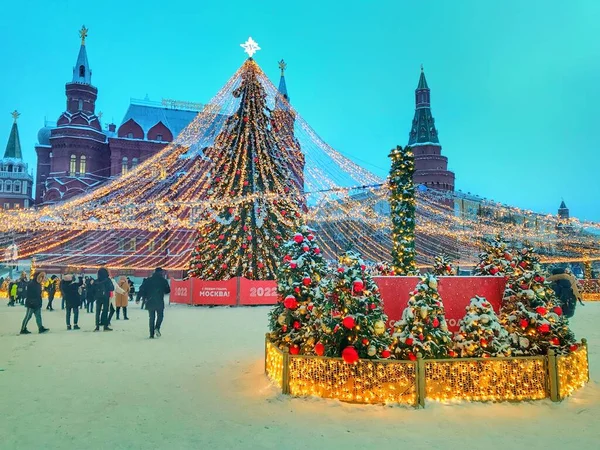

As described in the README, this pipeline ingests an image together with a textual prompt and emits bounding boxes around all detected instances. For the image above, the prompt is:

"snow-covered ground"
[0,301,598,450]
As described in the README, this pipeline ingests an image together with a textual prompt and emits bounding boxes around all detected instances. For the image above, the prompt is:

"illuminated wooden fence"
[265,335,589,407]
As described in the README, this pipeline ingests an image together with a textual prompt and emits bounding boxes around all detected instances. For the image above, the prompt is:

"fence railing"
[264,335,589,407]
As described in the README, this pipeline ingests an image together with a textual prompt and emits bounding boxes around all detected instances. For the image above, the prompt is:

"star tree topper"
[241,37,261,58]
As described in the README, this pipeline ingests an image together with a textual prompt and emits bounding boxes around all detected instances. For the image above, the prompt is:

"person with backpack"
[20,271,49,335]
[45,275,57,311]
[144,268,170,339]
[93,267,115,332]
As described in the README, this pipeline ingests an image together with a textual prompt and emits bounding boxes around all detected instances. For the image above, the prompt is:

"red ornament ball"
[302,277,311,286]
[221,264,227,269]
[480,338,488,347]
[342,346,359,364]
[553,306,563,316]
[353,279,364,293]
[489,267,499,275]
[360,264,366,271]
[342,316,356,329]
[293,234,304,244]
[569,344,578,352]
[257,262,264,269]
[337,267,345,273]
[314,342,325,356]
[219,234,225,240]
[293,321,301,330]
[307,303,314,311]
[289,345,299,355]
[294,287,301,294]
[314,248,321,255]
[418,334,425,341]
[551,337,560,346]
[242,116,249,123]
[535,306,548,316]
[519,319,529,328]
[369,303,376,310]
[537,324,550,334]
[405,337,414,346]
[289,262,297,269]
[432,317,440,328]
[283,254,292,262]
[307,234,315,241]
[302,245,309,252]
[283,295,298,310]
[361,338,369,345]
[407,352,417,361]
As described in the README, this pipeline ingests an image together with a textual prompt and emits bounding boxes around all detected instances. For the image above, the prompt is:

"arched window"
[79,155,87,174]
[121,157,128,175]
[79,65,85,77]
[132,157,139,169]
[78,99,83,111]
[126,132,134,139]
[13,181,20,193]
[7,165,13,172]
[70,155,77,175]
[5,181,12,192]
[0,182,3,192]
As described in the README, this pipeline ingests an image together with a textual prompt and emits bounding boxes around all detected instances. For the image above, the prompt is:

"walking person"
[136,277,148,309]
[93,267,114,332]
[17,272,28,305]
[20,271,49,335]
[85,278,95,313]
[46,275,57,311]
[128,277,135,302]
[8,279,17,307]
[144,268,170,339]
[61,274,82,330]
[115,276,130,320]
[106,276,126,326]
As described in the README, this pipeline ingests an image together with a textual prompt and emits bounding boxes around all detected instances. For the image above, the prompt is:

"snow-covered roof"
[119,99,200,137]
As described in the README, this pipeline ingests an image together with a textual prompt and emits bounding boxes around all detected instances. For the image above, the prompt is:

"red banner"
[169,279,192,304]
[373,276,506,332]
[239,278,278,305]
[192,278,237,306]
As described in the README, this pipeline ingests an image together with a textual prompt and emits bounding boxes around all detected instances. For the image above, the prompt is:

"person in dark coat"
[93,267,115,332]
[45,275,57,311]
[20,272,49,334]
[128,277,135,302]
[17,273,28,305]
[548,268,579,318]
[61,274,81,330]
[85,278,95,313]
[144,268,170,339]
[136,277,149,310]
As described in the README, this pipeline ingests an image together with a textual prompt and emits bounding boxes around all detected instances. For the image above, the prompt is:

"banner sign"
[192,278,237,306]
[239,278,278,305]
[169,278,192,304]
[373,276,506,332]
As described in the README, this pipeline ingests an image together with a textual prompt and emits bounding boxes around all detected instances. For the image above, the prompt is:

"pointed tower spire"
[73,25,92,84]
[277,59,289,103]
[558,199,569,220]
[4,110,23,159]
[408,65,438,145]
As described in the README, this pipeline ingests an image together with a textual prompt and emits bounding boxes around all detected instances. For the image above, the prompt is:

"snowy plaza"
[0,301,598,449]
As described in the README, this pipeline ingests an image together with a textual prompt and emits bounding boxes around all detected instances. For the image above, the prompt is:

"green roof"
[4,121,22,159]
[417,67,429,90]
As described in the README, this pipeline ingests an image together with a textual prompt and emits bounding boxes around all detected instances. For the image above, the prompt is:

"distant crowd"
[2,267,170,339]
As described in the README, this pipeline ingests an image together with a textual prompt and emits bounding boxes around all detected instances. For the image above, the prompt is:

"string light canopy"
[0,39,598,271]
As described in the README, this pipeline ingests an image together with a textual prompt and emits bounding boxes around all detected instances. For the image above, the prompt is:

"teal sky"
[1,0,599,221]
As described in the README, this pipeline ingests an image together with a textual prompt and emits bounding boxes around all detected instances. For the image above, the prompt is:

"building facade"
[35,27,200,204]
[0,111,34,209]
[408,66,455,191]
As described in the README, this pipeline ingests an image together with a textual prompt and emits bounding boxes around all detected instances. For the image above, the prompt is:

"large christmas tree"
[187,58,304,280]
[319,251,393,362]
[388,145,417,275]
[268,226,328,355]
[393,273,453,359]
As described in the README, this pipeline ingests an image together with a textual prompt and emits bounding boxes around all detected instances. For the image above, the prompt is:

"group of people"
[15,267,170,339]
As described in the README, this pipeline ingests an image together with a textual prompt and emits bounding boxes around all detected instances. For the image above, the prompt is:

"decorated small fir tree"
[472,235,514,276]
[388,145,417,275]
[393,273,453,360]
[500,245,577,355]
[268,226,328,355]
[318,251,393,363]
[432,254,457,276]
[454,296,511,357]
[369,262,396,277]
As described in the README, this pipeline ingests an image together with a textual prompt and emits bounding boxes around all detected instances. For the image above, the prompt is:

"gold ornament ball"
[374,320,386,335]
[367,345,377,357]
[420,307,429,319]
[277,314,286,325]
